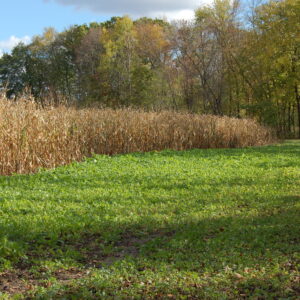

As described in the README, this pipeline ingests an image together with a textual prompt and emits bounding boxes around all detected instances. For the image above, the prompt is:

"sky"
[0,0,213,57]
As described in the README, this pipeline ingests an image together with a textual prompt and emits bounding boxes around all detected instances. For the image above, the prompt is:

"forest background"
[0,0,299,138]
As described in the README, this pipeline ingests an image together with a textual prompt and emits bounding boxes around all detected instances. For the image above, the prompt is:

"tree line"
[0,0,299,137]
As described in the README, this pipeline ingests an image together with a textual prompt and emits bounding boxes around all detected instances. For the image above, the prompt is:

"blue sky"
[0,0,210,56]
[0,0,109,55]
[0,1,110,40]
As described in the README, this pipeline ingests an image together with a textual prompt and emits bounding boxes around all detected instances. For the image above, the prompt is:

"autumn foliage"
[1,0,299,138]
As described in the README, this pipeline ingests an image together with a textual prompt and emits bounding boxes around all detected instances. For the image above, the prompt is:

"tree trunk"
[295,84,300,139]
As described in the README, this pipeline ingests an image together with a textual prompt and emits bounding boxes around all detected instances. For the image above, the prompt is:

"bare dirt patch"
[0,268,87,296]
[0,270,35,295]
[0,231,175,296]
[76,230,175,268]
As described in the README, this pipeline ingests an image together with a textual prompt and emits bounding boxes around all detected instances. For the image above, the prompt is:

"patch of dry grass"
[0,94,275,175]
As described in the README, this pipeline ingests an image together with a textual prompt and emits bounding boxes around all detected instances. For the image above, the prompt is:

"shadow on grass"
[0,195,299,297]
[1,203,298,270]
[127,140,300,158]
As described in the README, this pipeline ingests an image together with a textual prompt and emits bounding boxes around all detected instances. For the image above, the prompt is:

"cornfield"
[0,95,275,175]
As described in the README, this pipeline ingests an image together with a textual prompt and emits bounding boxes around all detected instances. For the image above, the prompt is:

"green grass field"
[0,141,299,299]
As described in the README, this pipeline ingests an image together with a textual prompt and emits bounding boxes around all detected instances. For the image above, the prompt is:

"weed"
[0,141,299,298]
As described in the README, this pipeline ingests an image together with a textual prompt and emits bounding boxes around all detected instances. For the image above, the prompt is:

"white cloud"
[0,35,31,55]
[153,9,195,21]
[45,0,213,19]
